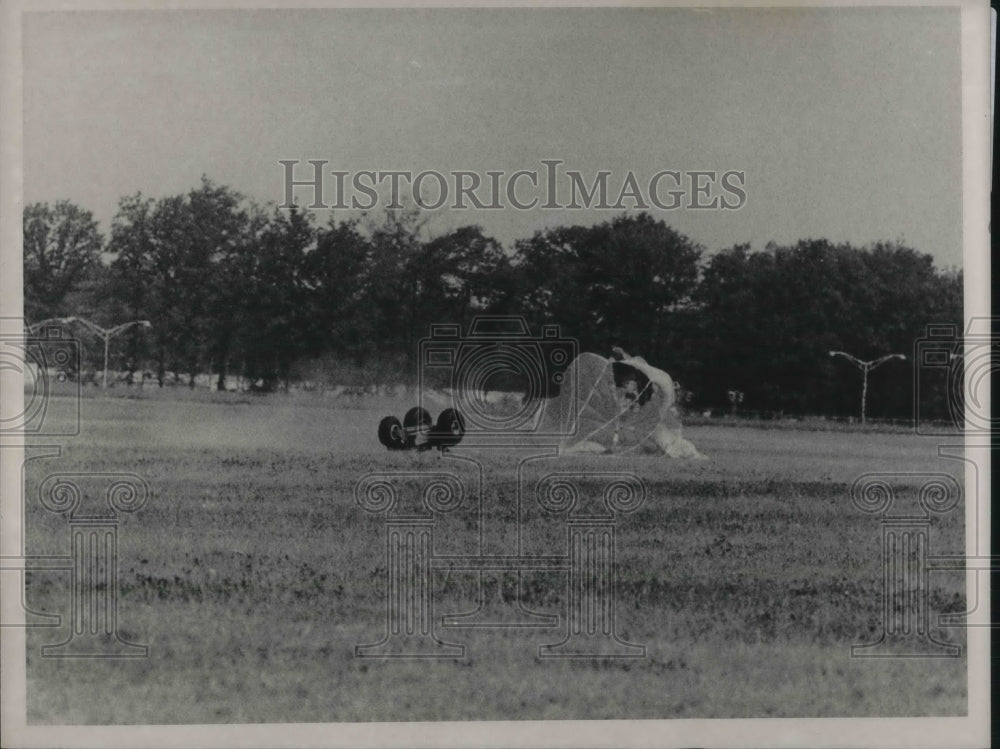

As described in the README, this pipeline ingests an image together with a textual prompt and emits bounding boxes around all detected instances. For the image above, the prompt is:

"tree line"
[24,177,962,421]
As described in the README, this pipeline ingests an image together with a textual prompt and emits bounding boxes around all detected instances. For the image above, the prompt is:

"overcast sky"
[23,6,963,267]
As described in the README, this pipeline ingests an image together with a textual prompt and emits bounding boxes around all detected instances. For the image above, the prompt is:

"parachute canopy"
[542,352,703,458]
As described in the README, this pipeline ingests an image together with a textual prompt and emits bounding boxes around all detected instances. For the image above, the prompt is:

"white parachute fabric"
[543,352,703,458]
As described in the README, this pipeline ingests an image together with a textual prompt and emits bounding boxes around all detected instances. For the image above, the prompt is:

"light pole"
[63,318,152,389]
[829,351,906,424]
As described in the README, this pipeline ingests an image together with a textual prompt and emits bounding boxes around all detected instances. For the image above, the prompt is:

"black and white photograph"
[0,1,992,747]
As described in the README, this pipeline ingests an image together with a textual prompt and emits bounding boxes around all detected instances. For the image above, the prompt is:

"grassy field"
[20,391,968,723]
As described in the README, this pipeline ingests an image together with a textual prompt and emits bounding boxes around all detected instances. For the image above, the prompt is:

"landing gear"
[378,407,466,452]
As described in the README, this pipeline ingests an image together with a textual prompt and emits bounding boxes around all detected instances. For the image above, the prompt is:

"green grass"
[21,394,967,723]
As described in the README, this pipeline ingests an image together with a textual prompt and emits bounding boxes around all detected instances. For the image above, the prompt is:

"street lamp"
[63,317,152,389]
[829,350,906,424]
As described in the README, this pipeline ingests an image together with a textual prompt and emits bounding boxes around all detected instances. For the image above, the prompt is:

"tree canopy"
[23,180,962,420]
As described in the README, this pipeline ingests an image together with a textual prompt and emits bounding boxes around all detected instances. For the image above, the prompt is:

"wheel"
[433,408,466,448]
[403,406,433,448]
[378,415,406,450]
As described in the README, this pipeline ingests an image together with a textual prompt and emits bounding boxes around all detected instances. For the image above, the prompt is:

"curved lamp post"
[63,318,152,389]
[829,351,906,424]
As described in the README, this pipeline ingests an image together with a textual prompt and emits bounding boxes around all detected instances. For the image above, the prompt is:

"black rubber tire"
[403,406,433,448]
[378,415,406,450]
[433,408,466,448]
